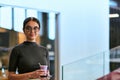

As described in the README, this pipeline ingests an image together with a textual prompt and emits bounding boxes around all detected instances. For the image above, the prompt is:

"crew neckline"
[23,41,37,46]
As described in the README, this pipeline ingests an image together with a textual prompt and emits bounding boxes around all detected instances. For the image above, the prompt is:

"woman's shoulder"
[12,42,25,50]
[10,43,24,55]
[38,45,46,49]
[38,45,48,51]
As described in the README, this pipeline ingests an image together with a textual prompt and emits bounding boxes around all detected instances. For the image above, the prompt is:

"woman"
[8,17,50,80]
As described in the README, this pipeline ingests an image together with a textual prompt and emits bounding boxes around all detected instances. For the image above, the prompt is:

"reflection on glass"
[0,6,12,29]
[62,51,110,80]
[14,7,25,32]
[48,12,55,40]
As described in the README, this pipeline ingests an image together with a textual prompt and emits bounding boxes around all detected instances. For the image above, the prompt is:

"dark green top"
[8,41,50,74]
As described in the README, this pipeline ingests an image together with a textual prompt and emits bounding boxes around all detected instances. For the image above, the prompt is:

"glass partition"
[62,46,120,80]
[62,51,110,80]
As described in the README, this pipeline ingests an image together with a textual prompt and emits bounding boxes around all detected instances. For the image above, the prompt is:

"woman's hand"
[30,69,49,79]
[36,69,49,77]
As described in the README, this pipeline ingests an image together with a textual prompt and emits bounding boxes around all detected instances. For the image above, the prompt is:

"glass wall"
[62,51,110,80]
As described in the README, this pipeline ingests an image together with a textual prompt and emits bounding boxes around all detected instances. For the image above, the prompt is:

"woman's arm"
[8,72,29,80]
[8,70,41,80]
[8,69,50,80]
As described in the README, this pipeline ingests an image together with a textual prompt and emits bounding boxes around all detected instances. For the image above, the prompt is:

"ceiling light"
[109,13,119,18]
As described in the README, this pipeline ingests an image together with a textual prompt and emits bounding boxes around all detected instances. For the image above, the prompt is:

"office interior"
[0,0,120,80]
[110,0,120,71]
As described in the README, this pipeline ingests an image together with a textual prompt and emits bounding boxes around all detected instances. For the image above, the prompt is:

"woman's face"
[24,20,40,42]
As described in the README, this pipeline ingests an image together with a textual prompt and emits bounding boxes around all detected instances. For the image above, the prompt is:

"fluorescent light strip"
[109,13,119,18]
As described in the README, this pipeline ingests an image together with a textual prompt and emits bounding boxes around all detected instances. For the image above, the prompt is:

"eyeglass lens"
[25,26,39,32]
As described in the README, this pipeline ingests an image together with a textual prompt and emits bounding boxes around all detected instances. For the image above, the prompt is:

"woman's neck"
[26,39,36,42]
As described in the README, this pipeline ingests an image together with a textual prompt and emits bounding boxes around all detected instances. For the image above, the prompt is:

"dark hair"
[23,17,40,30]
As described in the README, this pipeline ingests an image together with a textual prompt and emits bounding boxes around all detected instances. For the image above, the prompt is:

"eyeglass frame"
[24,26,40,32]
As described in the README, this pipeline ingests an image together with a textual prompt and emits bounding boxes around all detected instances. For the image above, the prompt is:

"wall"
[0,0,109,80]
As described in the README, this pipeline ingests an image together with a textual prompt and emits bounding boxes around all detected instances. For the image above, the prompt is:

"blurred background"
[1,0,120,80]
[0,5,57,80]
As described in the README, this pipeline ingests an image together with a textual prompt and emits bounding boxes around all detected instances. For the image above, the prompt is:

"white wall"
[0,0,109,80]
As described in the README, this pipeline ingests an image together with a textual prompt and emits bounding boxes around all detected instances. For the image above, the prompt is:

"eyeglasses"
[25,26,40,32]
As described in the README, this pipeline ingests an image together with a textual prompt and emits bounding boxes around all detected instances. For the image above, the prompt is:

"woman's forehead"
[25,21,39,27]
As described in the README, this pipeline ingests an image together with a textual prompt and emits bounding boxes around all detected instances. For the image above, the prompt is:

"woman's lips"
[29,34,35,37]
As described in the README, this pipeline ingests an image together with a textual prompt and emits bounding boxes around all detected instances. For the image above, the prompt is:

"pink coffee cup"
[40,65,48,71]
[40,65,48,77]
